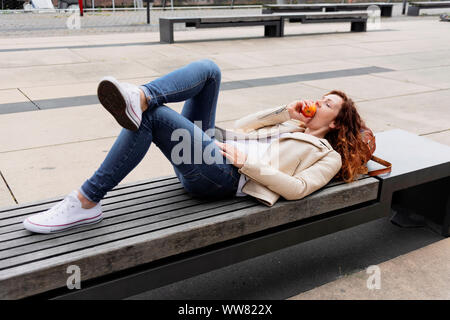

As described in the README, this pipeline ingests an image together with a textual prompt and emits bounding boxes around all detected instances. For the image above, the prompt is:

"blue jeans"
[80,59,240,203]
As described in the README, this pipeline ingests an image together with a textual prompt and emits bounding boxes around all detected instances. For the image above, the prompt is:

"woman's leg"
[80,59,238,203]
[80,105,239,203]
[140,59,221,133]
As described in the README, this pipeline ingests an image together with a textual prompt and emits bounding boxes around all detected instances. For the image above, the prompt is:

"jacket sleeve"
[233,105,291,132]
[238,150,342,201]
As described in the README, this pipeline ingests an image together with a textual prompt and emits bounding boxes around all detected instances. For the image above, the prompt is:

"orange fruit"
[301,102,317,118]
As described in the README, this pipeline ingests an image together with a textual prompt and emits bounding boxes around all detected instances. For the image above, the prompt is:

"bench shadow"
[127,215,443,300]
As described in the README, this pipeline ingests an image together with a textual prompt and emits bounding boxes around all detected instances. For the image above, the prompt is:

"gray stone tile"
[372,65,450,90]
[356,89,450,135]
[302,74,436,100]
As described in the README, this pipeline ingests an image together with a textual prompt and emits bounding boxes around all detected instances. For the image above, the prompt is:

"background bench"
[0,129,448,299]
[159,12,368,44]
[407,1,450,16]
[262,3,394,17]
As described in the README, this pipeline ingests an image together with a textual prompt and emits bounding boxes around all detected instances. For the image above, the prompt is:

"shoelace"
[122,83,142,121]
[40,194,79,221]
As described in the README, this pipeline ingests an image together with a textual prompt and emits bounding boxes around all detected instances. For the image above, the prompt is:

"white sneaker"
[23,191,103,234]
[97,76,143,131]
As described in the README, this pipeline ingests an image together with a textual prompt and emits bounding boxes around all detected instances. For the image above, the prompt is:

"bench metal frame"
[262,3,394,17]
[159,12,368,44]
[407,1,450,16]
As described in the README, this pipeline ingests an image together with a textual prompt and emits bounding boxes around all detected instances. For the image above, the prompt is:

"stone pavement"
[0,11,449,299]
[289,237,450,299]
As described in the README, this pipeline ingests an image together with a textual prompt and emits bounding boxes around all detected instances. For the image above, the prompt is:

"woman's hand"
[214,141,247,168]
[286,100,314,124]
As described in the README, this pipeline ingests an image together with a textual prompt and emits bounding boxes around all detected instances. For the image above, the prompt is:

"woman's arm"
[238,150,342,201]
[234,101,313,132]
[233,105,291,132]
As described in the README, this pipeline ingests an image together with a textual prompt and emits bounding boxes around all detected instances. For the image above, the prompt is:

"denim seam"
[92,128,142,202]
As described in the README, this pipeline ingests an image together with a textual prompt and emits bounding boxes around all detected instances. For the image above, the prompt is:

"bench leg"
[381,6,393,17]
[351,21,367,32]
[264,21,283,37]
[390,177,450,237]
[407,6,420,16]
[159,19,174,44]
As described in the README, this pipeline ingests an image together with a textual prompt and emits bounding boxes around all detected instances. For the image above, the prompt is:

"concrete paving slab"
[345,50,450,71]
[350,38,450,56]
[422,131,450,147]
[221,60,367,81]
[0,88,38,114]
[0,174,15,208]
[0,48,88,68]
[0,60,160,90]
[356,89,450,135]
[373,65,450,90]
[135,54,210,76]
[288,238,450,300]
[0,137,175,204]
[302,74,436,100]
[20,82,98,101]
[0,105,120,152]
[69,45,169,63]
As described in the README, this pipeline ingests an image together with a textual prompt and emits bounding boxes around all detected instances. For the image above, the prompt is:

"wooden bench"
[407,1,450,16]
[262,3,394,17]
[159,11,368,44]
[0,129,448,299]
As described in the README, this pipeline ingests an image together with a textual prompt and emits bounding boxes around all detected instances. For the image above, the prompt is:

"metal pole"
[146,0,150,24]
[78,0,83,16]
[402,0,407,14]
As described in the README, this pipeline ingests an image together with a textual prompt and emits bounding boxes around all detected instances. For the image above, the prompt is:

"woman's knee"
[197,59,221,82]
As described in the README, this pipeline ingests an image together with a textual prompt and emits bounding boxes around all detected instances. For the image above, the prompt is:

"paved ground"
[0,8,449,299]
[289,237,450,300]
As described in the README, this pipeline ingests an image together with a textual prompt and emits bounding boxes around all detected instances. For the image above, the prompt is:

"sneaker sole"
[23,215,103,234]
[97,77,140,131]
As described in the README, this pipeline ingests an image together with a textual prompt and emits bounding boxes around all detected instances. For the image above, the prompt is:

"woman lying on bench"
[23,59,369,234]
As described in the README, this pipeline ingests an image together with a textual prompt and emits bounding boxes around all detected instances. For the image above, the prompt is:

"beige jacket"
[215,105,342,207]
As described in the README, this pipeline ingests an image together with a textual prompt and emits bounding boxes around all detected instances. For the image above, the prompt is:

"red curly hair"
[324,90,369,182]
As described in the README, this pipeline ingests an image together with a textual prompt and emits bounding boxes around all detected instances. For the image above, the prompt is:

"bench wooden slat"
[0,194,217,247]
[0,175,354,237]
[0,190,192,237]
[0,177,378,299]
[0,175,180,217]
[0,178,182,222]
[0,198,255,270]
[0,197,252,264]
